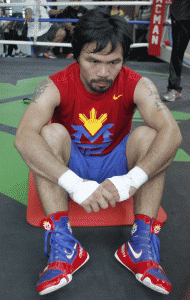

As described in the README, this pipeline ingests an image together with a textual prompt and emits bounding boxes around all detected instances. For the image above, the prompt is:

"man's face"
[78,42,123,94]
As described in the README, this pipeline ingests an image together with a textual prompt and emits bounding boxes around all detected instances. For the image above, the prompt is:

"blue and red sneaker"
[115,214,172,294]
[37,211,89,295]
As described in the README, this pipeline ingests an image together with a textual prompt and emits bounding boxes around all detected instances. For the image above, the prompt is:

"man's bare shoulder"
[134,77,167,112]
[31,77,60,107]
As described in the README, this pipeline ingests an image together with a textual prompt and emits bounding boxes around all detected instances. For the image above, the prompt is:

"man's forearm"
[3,22,10,30]
[49,9,61,16]
[25,8,33,22]
[136,127,182,178]
[25,8,32,17]
[14,129,69,183]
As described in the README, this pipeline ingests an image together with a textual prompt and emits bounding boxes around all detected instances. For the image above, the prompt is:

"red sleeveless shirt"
[50,62,142,156]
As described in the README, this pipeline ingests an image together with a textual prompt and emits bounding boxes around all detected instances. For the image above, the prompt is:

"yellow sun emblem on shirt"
[79,108,107,136]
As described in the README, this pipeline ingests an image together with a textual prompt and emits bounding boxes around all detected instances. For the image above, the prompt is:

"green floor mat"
[0,100,28,128]
[0,131,30,205]
[0,76,47,101]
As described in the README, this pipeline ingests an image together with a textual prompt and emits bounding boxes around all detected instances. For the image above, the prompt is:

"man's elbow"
[14,134,22,152]
[177,131,183,148]
[173,125,182,149]
[14,129,26,153]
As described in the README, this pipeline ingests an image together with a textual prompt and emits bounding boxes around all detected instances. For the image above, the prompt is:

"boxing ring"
[0,1,190,300]
[0,0,190,66]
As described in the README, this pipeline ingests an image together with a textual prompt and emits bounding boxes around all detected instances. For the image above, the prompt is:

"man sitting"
[15,8,182,296]
[25,0,66,58]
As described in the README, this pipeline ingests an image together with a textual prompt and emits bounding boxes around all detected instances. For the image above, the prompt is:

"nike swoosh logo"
[128,242,142,259]
[113,94,123,100]
[65,243,77,259]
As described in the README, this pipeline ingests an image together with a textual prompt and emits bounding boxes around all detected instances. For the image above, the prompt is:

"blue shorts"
[69,133,130,183]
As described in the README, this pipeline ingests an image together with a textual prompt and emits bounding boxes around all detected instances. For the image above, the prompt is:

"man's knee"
[41,123,71,164]
[41,123,71,147]
[132,126,156,148]
[126,126,157,168]
[56,28,66,40]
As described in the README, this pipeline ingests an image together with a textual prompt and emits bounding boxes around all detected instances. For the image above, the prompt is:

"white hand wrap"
[127,166,148,189]
[108,175,131,202]
[108,166,148,202]
[58,170,100,205]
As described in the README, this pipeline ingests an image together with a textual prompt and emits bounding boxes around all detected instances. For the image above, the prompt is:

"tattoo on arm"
[31,78,51,103]
[143,80,166,112]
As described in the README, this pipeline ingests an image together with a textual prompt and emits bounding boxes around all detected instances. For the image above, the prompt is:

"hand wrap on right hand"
[108,166,148,202]
[58,170,100,205]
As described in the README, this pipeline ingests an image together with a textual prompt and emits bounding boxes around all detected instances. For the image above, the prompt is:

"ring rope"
[0,17,172,25]
[0,2,156,7]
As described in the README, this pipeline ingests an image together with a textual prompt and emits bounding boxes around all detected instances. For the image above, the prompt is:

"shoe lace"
[169,90,177,96]
[150,233,160,264]
[132,231,160,263]
[44,230,82,259]
[168,90,174,95]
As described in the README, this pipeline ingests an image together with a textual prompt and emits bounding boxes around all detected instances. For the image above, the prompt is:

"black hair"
[72,7,132,62]
[107,5,122,11]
